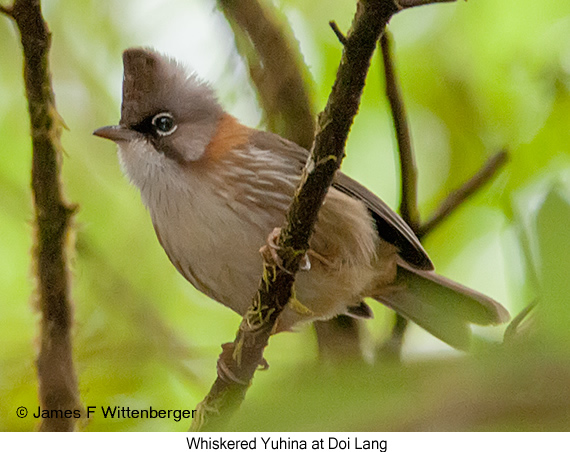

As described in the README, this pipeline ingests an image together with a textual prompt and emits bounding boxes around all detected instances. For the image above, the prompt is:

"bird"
[93,48,509,349]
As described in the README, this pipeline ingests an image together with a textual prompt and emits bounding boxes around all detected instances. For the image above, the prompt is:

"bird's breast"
[144,154,295,314]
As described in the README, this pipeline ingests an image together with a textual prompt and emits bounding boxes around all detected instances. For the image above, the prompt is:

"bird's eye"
[151,112,177,136]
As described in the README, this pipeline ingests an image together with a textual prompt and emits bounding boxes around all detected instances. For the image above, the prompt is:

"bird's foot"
[259,227,311,273]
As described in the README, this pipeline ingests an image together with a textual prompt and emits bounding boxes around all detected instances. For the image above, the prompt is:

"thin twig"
[418,150,508,238]
[218,0,315,149]
[4,0,79,431]
[379,29,418,359]
[381,30,420,231]
[329,20,348,45]
[191,0,408,432]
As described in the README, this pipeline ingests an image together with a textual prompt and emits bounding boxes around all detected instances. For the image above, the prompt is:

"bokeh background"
[1,0,570,431]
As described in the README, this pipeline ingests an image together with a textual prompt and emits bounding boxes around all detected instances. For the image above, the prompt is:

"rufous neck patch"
[204,114,251,161]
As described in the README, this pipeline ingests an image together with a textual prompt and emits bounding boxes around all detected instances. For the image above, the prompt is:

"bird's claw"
[259,228,311,273]
[299,254,311,271]
[259,228,289,273]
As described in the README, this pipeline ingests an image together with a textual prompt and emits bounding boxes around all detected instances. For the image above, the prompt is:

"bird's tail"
[373,263,510,349]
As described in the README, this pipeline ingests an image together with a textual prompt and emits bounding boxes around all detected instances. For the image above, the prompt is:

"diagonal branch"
[220,0,362,365]
[378,29,416,360]
[191,0,433,432]
[418,150,508,238]
[381,30,420,231]
[2,0,80,432]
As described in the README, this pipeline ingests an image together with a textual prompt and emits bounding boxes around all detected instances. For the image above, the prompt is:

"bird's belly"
[148,182,389,329]
[152,207,270,315]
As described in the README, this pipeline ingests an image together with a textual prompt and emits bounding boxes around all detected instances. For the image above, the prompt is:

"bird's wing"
[332,171,433,270]
[254,130,432,270]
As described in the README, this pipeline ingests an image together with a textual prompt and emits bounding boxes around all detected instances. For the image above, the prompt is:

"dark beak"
[93,125,139,142]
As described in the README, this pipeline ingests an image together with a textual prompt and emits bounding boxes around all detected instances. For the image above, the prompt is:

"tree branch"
[218,0,315,149]
[3,0,79,431]
[378,29,418,360]
[191,0,416,431]
[220,0,364,365]
[418,150,508,238]
[381,30,420,231]
[329,20,348,46]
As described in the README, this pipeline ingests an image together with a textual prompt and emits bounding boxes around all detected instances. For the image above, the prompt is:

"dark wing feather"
[333,172,433,270]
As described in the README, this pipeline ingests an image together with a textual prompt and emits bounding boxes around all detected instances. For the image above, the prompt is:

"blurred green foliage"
[1,0,569,431]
